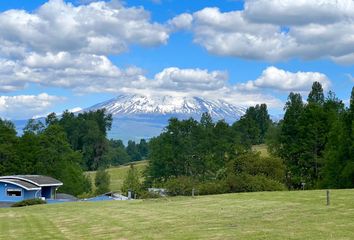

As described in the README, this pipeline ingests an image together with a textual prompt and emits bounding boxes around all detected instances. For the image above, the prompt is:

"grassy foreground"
[0,189,354,240]
[87,161,147,192]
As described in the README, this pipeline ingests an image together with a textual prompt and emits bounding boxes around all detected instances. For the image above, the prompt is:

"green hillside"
[0,189,353,239]
[86,161,148,192]
[252,144,270,157]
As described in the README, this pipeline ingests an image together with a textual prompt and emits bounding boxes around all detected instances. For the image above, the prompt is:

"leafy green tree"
[307,81,324,105]
[37,125,92,196]
[126,140,141,161]
[102,139,131,166]
[55,109,113,170]
[277,92,304,188]
[95,168,110,195]
[137,139,149,159]
[23,119,45,135]
[233,104,271,146]
[122,164,141,195]
[322,87,354,188]
[0,119,19,175]
[45,112,59,126]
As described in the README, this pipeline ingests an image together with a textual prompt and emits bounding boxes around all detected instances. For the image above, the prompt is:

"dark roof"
[0,178,41,190]
[0,175,62,187]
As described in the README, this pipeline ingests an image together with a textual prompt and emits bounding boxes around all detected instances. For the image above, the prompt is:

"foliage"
[228,151,285,182]
[146,115,240,183]
[196,180,229,195]
[0,119,92,196]
[164,176,197,196]
[102,139,131,167]
[225,174,287,192]
[270,82,352,189]
[233,104,272,146]
[95,168,111,195]
[11,198,46,207]
[48,109,113,170]
[321,87,354,188]
[121,164,142,195]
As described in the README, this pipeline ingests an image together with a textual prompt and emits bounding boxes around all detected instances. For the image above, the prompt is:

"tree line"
[268,83,354,189]
[0,109,148,196]
[137,82,354,196]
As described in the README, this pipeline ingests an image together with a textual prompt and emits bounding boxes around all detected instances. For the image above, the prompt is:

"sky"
[0,0,353,119]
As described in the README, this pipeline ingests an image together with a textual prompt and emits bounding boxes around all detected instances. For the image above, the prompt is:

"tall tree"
[322,87,354,188]
[233,104,271,146]
[278,92,304,188]
[307,81,324,105]
[0,119,19,175]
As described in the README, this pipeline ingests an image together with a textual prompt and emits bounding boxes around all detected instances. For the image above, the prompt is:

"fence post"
[326,190,330,206]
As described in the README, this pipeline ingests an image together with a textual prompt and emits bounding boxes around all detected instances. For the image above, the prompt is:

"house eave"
[0,176,63,187]
[0,180,41,191]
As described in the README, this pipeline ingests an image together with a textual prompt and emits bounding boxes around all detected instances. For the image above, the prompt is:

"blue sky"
[0,0,353,119]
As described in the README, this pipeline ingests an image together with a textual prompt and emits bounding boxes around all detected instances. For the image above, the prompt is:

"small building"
[0,175,63,203]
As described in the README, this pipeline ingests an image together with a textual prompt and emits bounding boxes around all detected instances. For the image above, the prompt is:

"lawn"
[0,189,354,239]
[86,161,147,192]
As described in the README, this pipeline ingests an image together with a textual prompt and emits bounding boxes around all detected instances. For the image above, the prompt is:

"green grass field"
[0,189,353,239]
[252,144,270,157]
[86,161,148,192]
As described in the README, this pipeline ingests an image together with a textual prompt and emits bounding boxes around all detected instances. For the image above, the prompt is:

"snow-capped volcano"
[86,94,246,120]
[84,94,246,142]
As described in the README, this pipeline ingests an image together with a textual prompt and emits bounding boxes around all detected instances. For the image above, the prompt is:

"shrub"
[164,176,197,196]
[197,180,229,195]
[121,164,142,196]
[95,168,110,195]
[11,198,46,207]
[226,173,286,193]
[230,152,285,182]
[138,190,161,199]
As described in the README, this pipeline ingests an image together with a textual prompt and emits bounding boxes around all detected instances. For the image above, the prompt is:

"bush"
[226,173,286,193]
[121,164,141,196]
[164,176,197,196]
[138,190,161,199]
[95,168,110,195]
[197,180,229,195]
[11,198,46,207]
[230,152,285,182]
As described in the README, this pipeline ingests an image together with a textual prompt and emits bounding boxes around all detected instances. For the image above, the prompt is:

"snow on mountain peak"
[87,94,246,120]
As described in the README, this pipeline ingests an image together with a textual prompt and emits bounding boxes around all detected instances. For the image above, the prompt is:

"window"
[7,188,22,197]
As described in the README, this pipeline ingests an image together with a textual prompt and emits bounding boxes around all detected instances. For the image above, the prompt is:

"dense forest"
[0,82,353,197]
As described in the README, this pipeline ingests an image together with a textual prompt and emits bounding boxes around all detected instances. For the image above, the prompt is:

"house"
[0,175,63,203]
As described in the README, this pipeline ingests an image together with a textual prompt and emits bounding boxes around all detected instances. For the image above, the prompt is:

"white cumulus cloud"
[244,0,354,25]
[0,93,63,119]
[0,0,169,56]
[169,13,193,31]
[152,67,228,91]
[178,1,354,63]
[237,66,331,92]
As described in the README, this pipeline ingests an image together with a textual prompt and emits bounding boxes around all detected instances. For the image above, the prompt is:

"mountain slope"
[86,94,246,142]
[87,94,245,119]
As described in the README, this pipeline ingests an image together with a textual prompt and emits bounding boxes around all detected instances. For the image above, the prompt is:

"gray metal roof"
[0,178,41,190]
[0,175,63,187]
